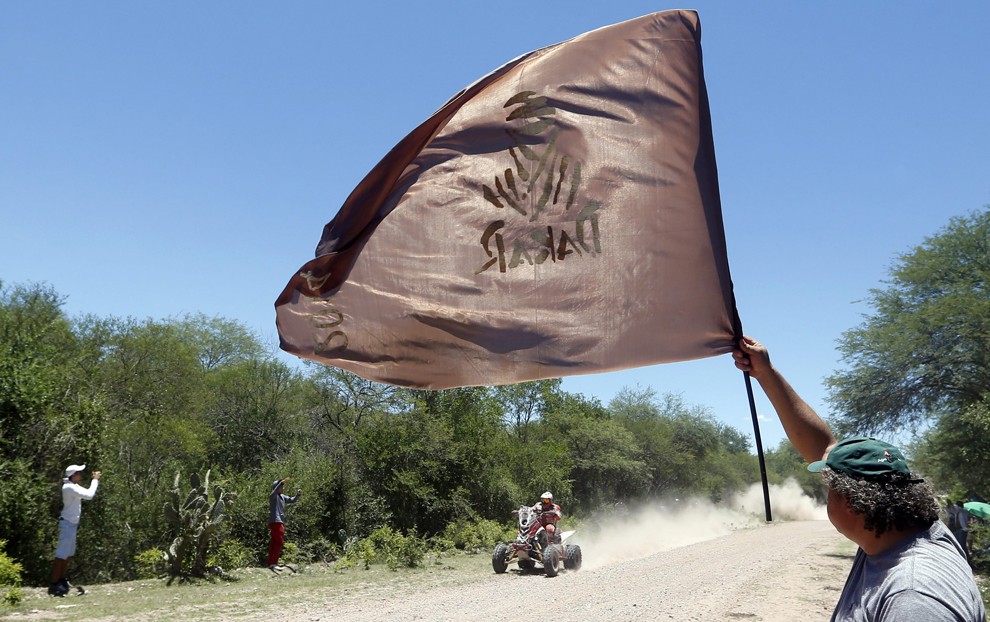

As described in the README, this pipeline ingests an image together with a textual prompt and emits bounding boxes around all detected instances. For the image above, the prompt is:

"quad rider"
[532,491,562,547]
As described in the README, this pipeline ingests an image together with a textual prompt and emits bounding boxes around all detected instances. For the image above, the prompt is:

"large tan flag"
[275,10,740,389]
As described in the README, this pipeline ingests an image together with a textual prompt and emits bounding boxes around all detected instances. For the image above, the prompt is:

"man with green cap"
[733,336,984,621]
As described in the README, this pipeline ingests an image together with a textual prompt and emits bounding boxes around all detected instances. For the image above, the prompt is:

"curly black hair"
[821,467,939,537]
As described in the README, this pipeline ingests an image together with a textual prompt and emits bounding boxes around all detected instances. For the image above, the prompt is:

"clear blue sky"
[3,2,988,451]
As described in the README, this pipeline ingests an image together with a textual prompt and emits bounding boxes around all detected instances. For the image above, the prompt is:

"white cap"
[65,464,86,477]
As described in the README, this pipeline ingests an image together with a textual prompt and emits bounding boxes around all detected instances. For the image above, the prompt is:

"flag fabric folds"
[275,10,740,389]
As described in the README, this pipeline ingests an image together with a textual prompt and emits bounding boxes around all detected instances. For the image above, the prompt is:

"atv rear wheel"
[564,544,582,570]
[492,543,510,574]
[543,545,562,577]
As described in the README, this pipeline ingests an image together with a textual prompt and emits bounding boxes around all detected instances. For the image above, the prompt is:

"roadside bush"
[440,518,510,552]
[344,527,426,570]
[303,536,341,564]
[0,541,23,606]
[208,539,254,571]
[341,538,373,569]
[427,533,457,555]
[280,542,302,565]
[133,547,168,579]
[2,588,21,607]
[394,532,426,569]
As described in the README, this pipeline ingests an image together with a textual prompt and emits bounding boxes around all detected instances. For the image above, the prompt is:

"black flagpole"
[731,301,772,522]
[744,370,772,522]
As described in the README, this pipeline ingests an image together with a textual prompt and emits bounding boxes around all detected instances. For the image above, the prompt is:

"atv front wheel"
[492,543,510,574]
[564,544,582,571]
[543,545,562,577]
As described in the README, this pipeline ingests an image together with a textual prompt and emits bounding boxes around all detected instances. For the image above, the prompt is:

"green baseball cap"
[807,437,911,478]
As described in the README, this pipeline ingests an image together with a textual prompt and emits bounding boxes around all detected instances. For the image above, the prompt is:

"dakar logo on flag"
[476,91,603,274]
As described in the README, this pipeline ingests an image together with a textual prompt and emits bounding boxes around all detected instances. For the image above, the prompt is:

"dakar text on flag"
[275,10,740,389]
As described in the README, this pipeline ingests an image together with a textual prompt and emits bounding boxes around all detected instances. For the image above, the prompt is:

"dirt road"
[283,520,855,622]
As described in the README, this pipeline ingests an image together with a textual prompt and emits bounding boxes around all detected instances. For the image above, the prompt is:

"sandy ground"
[279,520,856,622]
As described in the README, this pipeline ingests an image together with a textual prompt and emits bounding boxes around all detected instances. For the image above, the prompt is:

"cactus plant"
[162,470,237,582]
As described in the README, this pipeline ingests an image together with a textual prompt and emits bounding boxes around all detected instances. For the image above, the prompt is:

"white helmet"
[541,491,553,505]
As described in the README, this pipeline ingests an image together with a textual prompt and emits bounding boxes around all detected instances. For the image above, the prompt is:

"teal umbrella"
[963,501,990,520]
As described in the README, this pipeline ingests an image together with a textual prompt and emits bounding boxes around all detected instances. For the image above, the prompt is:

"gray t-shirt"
[831,520,985,621]
[268,486,300,525]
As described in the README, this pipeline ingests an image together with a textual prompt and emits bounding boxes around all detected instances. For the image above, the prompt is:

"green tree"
[308,364,407,450]
[914,397,990,494]
[355,387,517,535]
[546,392,649,511]
[610,387,756,501]
[302,365,411,539]
[90,317,212,510]
[827,209,990,435]
[205,359,308,471]
[492,379,563,440]
[414,388,516,519]
[176,313,263,370]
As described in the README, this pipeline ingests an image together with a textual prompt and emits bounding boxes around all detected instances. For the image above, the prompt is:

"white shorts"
[55,519,78,559]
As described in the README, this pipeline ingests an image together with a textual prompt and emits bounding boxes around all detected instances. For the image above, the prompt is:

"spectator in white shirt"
[49,464,101,597]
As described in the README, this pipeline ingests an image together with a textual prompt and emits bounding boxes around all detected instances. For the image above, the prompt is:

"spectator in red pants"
[267,478,301,571]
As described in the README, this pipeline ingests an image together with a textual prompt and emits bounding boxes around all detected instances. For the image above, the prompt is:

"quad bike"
[492,505,582,577]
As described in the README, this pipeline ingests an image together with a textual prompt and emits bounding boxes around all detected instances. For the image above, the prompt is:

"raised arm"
[69,477,100,501]
[733,336,835,463]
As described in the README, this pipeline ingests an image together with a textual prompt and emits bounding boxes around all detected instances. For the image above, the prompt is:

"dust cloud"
[572,479,828,570]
